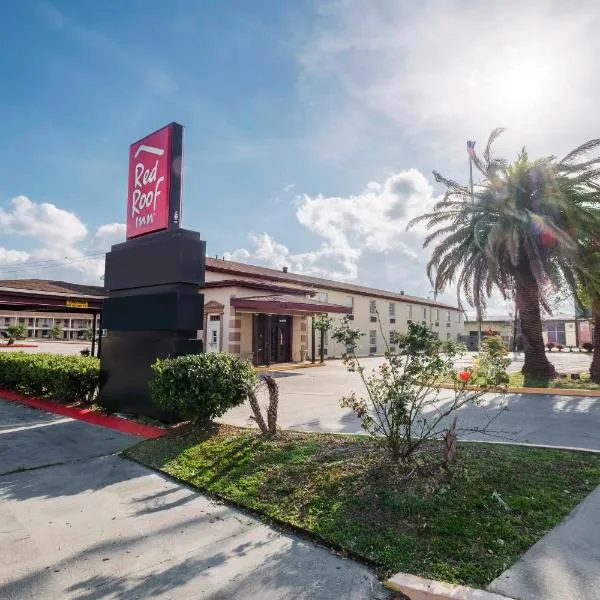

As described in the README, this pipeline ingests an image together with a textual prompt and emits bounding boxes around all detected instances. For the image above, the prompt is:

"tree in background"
[6,323,27,345]
[50,324,63,340]
[410,130,600,379]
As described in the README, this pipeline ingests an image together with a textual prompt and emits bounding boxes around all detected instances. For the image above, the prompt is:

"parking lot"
[222,352,600,451]
[0,341,91,355]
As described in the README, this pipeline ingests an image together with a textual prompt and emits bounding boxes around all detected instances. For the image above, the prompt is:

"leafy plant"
[583,342,594,353]
[313,314,334,362]
[247,373,279,437]
[6,323,26,345]
[149,353,256,422]
[0,352,99,403]
[331,321,508,461]
[557,344,564,352]
[547,342,555,352]
[50,324,63,340]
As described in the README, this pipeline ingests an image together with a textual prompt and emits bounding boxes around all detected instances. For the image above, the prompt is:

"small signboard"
[66,300,89,309]
[126,123,183,239]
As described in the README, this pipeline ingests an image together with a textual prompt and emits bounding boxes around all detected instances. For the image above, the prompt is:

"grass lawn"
[124,425,600,588]
[508,371,600,391]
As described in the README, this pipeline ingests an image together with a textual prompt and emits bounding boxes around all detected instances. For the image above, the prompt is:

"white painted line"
[134,144,164,159]
[0,418,72,435]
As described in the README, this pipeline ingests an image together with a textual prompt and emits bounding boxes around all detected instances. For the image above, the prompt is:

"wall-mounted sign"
[66,300,89,309]
[126,122,183,239]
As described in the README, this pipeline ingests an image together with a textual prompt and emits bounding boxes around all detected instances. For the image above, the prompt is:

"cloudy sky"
[2,0,599,312]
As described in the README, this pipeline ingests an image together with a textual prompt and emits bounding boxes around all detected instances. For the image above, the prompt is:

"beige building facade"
[202,258,464,364]
[0,311,94,340]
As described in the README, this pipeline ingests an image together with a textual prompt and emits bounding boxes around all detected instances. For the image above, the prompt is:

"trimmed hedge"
[0,352,99,404]
[150,353,256,422]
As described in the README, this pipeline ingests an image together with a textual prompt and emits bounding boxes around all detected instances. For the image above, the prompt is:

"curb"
[0,388,167,439]
[254,362,327,373]
[0,344,39,349]
[437,382,600,398]
[385,572,515,600]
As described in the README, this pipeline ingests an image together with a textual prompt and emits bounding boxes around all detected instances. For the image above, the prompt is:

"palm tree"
[573,244,600,382]
[409,130,600,379]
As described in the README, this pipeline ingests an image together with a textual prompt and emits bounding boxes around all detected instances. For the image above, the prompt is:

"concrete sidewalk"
[0,399,387,599]
[488,483,600,600]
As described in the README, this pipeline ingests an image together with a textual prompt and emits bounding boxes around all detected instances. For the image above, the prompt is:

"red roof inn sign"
[126,123,184,239]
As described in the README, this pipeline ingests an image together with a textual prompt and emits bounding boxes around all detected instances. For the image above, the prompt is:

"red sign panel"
[126,124,174,239]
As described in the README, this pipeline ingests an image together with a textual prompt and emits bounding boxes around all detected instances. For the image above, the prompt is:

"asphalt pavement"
[223,355,600,451]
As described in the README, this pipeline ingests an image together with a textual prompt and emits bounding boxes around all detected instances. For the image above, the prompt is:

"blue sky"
[2,0,600,310]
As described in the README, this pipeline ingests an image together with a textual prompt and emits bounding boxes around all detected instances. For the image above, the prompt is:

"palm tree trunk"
[515,272,556,379]
[590,306,600,383]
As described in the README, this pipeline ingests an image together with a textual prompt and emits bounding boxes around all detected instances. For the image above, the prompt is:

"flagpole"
[467,139,482,350]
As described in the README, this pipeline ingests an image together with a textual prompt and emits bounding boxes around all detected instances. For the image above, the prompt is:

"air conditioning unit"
[407,319,413,324]
[369,347,377,354]
[390,318,396,323]
[435,322,439,327]
[347,314,354,320]
[421,320,427,325]
[446,322,451,327]
[370,316,377,322]
[389,346,396,352]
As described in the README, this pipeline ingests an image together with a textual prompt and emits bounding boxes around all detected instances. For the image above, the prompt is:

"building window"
[389,302,395,317]
[435,309,439,321]
[344,296,354,312]
[423,307,427,319]
[447,332,451,340]
[408,304,413,319]
[457,312,461,323]
[317,292,328,303]
[369,330,377,353]
[447,311,451,323]
[544,322,566,345]
[369,300,377,314]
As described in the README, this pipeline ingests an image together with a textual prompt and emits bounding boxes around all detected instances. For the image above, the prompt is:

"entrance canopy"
[0,279,105,355]
[230,294,352,316]
[0,280,104,313]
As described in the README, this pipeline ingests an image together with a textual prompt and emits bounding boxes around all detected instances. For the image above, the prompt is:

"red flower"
[458,370,472,382]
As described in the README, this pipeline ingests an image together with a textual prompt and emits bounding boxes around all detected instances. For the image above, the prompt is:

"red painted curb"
[0,388,167,439]
[0,344,38,349]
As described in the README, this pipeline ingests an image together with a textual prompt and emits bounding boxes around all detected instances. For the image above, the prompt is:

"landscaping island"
[125,424,600,588]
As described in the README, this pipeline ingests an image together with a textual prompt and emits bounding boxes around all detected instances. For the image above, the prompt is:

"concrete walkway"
[0,399,387,599]
[489,484,600,600]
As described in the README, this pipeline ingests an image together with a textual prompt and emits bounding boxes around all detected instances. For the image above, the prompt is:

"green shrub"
[582,342,594,353]
[150,353,256,422]
[0,352,99,403]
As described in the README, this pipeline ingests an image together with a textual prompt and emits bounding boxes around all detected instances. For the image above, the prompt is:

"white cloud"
[299,0,600,167]
[89,223,126,252]
[226,169,440,290]
[0,248,30,265]
[0,196,125,283]
[283,183,295,192]
[0,196,87,247]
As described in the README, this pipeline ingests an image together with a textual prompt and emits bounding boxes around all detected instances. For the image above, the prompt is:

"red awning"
[230,294,352,315]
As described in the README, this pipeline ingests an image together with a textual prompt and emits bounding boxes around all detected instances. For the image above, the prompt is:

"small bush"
[6,323,26,345]
[150,353,256,422]
[582,342,594,353]
[546,342,555,352]
[0,352,99,403]
[557,344,564,352]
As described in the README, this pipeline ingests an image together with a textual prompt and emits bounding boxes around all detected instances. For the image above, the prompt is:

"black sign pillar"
[98,123,206,422]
